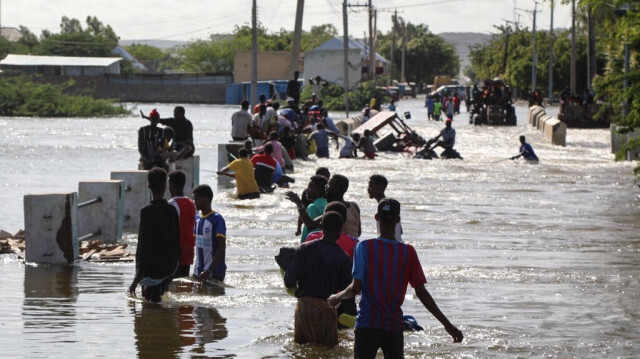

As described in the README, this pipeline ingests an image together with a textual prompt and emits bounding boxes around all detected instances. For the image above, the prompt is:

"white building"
[303,38,388,89]
[0,54,122,76]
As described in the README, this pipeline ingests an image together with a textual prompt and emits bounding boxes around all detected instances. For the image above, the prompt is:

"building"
[233,51,302,82]
[303,38,388,89]
[0,27,23,42]
[0,54,122,76]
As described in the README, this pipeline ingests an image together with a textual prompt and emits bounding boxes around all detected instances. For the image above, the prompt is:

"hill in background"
[438,32,493,77]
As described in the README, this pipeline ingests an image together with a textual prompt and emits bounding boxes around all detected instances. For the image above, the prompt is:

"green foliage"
[583,0,640,174]
[467,25,607,96]
[318,79,388,111]
[175,23,339,73]
[0,76,129,117]
[376,21,459,84]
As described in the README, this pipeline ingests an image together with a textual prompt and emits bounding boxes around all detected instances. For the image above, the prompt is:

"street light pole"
[531,1,538,93]
[548,0,554,102]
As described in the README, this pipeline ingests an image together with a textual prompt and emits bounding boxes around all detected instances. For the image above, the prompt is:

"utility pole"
[401,20,406,83]
[371,9,377,81]
[251,0,258,108]
[548,0,554,102]
[587,5,596,89]
[517,4,540,93]
[501,19,517,75]
[289,0,304,75]
[531,1,538,93]
[368,0,374,79]
[570,0,576,94]
[389,11,396,86]
[343,0,350,117]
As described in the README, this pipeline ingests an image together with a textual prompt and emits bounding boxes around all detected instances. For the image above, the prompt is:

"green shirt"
[433,102,442,116]
[300,197,327,243]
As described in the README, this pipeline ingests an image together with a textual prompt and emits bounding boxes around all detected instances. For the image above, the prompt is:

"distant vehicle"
[429,85,467,99]
[468,78,516,126]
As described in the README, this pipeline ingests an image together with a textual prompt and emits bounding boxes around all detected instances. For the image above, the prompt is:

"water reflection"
[23,264,78,330]
[132,279,228,358]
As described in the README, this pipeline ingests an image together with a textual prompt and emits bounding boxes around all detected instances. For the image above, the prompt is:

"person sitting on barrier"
[356,130,376,160]
[141,106,195,159]
[129,168,181,302]
[192,184,227,285]
[218,148,261,200]
[511,135,539,162]
[168,171,197,277]
[250,143,277,193]
[156,126,179,166]
[138,109,165,170]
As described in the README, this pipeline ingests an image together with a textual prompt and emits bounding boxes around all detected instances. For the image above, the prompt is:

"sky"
[3,0,573,42]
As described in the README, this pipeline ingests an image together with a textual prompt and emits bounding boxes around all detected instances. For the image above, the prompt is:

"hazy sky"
[4,0,572,41]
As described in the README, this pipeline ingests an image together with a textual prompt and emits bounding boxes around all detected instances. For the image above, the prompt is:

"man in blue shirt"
[308,123,338,158]
[511,135,539,161]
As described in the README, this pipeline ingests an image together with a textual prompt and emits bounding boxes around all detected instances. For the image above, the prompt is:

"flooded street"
[1,99,639,358]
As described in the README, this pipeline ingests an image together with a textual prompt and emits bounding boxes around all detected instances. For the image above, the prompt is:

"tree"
[35,16,118,57]
[376,21,459,85]
[584,0,639,174]
[467,27,605,97]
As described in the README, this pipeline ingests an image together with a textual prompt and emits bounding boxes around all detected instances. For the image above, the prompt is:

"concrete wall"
[303,49,362,89]
[234,51,303,82]
[32,75,228,104]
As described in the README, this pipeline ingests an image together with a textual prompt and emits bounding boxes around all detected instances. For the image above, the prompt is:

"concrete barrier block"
[533,109,547,128]
[110,170,149,233]
[217,144,244,185]
[335,117,362,136]
[543,118,567,146]
[174,156,200,196]
[78,180,125,244]
[529,106,545,126]
[537,114,552,131]
[24,192,78,264]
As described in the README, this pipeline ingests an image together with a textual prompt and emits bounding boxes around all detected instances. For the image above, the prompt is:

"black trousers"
[354,327,404,359]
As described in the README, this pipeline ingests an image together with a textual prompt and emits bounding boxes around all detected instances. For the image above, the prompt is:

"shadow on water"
[23,264,78,330]
[130,279,231,358]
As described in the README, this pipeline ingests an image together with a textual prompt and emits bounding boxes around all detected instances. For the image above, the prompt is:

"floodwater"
[1,99,639,358]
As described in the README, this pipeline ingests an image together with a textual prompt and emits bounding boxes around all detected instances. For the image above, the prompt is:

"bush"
[306,79,391,112]
[0,75,130,117]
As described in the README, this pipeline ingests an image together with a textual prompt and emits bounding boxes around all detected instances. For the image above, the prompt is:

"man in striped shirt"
[328,198,463,357]
[192,184,227,285]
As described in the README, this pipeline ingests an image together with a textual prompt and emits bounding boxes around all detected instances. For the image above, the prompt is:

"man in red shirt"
[168,171,196,277]
[250,143,277,193]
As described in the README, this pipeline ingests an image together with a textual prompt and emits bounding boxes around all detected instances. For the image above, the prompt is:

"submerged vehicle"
[344,111,461,160]
[469,78,516,126]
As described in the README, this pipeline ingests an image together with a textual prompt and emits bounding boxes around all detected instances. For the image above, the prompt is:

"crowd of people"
[130,88,551,356]
[127,161,464,356]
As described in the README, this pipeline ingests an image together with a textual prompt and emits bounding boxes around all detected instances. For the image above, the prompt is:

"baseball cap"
[377,198,400,220]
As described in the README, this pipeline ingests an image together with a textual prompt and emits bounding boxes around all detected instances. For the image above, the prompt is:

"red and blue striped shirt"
[352,237,427,332]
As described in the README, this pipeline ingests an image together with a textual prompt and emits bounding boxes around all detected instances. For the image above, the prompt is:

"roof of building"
[0,54,122,67]
[0,27,23,42]
[308,37,388,64]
